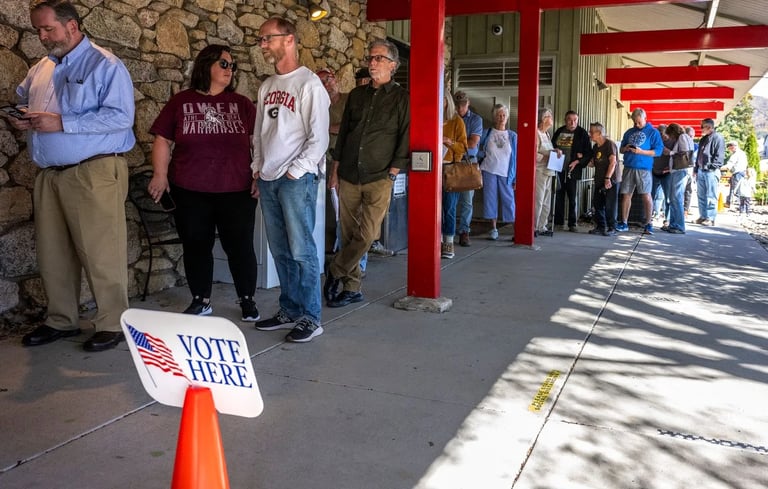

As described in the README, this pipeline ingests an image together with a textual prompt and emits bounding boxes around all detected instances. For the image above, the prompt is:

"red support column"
[514,1,541,246]
[406,0,445,298]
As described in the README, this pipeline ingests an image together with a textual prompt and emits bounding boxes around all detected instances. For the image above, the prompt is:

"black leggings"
[171,185,257,300]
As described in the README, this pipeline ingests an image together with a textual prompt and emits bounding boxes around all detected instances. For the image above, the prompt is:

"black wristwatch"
[389,173,397,181]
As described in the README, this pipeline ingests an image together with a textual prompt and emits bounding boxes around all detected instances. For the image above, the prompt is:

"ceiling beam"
[630,102,725,111]
[606,65,750,84]
[581,25,768,55]
[366,0,701,22]
[644,111,718,119]
[621,86,734,100]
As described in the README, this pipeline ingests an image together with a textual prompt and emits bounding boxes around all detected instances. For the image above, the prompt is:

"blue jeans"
[696,171,719,221]
[442,191,460,236]
[259,173,321,324]
[651,173,670,221]
[457,190,474,234]
[667,169,687,231]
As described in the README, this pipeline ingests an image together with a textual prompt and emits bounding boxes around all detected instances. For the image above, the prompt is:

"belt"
[51,153,123,172]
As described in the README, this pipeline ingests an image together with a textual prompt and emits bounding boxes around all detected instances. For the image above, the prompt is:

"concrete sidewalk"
[1,211,766,489]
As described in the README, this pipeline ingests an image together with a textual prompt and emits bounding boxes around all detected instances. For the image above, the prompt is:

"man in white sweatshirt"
[250,17,330,343]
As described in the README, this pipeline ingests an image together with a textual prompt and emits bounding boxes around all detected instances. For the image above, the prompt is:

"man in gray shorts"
[616,108,664,234]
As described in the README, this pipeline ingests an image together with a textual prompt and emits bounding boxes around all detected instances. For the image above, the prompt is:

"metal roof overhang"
[367,0,768,120]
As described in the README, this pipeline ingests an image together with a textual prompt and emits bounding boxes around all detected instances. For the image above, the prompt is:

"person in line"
[14,0,135,352]
[355,67,371,86]
[616,108,664,235]
[694,118,725,227]
[683,126,698,218]
[735,167,757,218]
[325,39,409,305]
[148,45,259,320]
[477,104,517,240]
[663,123,695,234]
[440,93,468,259]
[721,141,748,209]
[251,17,330,343]
[553,110,593,232]
[454,91,483,246]
[650,124,672,228]
[587,122,618,236]
[535,108,559,237]
[317,67,369,276]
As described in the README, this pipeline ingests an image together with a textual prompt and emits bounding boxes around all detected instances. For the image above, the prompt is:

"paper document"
[547,151,565,172]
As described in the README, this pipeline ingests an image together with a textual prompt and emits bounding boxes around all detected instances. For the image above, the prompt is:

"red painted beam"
[648,119,711,127]
[582,25,768,55]
[513,2,542,247]
[406,0,445,298]
[367,0,700,21]
[621,86,734,100]
[606,65,750,84]
[630,102,725,112]
[645,111,718,120]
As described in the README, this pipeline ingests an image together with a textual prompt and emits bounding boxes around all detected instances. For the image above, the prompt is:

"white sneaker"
[488,228,499,240]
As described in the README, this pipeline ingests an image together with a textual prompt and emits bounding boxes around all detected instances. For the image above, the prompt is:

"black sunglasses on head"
[218,59,237,72]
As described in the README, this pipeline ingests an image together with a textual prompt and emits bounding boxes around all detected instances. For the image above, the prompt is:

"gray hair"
[538,107,553,124]
[492,103,509,118]
[589,122,605,135]
[368,38,400,72]
[631,108,646,119]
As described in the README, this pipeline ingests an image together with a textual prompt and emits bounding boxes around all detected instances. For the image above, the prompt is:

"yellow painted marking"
[528,370,561,412]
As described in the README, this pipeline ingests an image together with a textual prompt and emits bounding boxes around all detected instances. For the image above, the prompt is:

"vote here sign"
[120,308,264,418]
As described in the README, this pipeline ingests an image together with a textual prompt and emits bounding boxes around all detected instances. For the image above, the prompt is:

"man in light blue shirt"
[454,91,483,246]
[10,0,135,352]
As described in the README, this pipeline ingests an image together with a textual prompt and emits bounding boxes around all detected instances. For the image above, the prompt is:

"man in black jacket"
[553,111,593,232]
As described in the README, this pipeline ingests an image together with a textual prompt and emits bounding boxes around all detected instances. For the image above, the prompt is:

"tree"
[743,131,760,173]
[717,93,757,151]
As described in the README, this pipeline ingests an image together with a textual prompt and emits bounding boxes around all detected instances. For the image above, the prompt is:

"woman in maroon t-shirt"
[148,44,259,321]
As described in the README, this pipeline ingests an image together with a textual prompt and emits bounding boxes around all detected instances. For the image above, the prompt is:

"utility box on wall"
[213,180,326,289]
[379,173,408,253]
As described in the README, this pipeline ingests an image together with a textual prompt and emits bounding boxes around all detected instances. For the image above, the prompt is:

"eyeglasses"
[363,54,394,64]
[255,33,290,44]
[217,59,237,72]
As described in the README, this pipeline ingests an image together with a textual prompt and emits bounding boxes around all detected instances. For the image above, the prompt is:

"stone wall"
[0,0,387,324]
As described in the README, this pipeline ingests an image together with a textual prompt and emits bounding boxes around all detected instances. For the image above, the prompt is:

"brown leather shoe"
[22,325,81,347]
[83,331,124,352]
[458,231,470,247]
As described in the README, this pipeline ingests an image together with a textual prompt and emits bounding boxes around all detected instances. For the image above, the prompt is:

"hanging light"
[308,0,330,21]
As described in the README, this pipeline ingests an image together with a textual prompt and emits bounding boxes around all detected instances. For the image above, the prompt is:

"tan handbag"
[443,158,482,192]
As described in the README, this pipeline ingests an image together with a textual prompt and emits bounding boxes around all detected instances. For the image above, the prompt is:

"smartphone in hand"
[159,191,176,211]
[1,105,28,119]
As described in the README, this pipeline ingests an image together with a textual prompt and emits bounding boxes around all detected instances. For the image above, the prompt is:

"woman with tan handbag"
[441,94,468,259]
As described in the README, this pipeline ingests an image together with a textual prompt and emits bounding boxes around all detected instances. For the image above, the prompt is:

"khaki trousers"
[330,178,393,293]
[33,156,129,332]
[534,165,554,232]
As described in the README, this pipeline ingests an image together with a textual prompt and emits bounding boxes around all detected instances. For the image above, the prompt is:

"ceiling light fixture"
[595,77,609,91]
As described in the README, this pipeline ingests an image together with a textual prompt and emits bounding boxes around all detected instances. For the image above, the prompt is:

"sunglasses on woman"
[218,59,238,72]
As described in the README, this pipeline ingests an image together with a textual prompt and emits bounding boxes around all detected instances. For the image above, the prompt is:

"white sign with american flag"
[120,308,263,418]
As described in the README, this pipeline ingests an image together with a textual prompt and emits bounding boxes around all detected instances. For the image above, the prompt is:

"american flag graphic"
[127,323,189,381]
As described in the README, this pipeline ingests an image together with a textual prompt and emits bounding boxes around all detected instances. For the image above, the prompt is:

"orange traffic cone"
[171,386,230,489]
[717,191,725,213]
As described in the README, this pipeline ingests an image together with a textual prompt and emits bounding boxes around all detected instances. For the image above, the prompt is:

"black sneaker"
[183,297,212,316]
[327,290,364,308]
[323,270,340,302]
[285,318,324,343]
[254,310,294,331]
[239,296,260,322]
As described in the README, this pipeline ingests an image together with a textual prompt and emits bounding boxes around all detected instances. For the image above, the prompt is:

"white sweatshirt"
[251,66,330,181]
